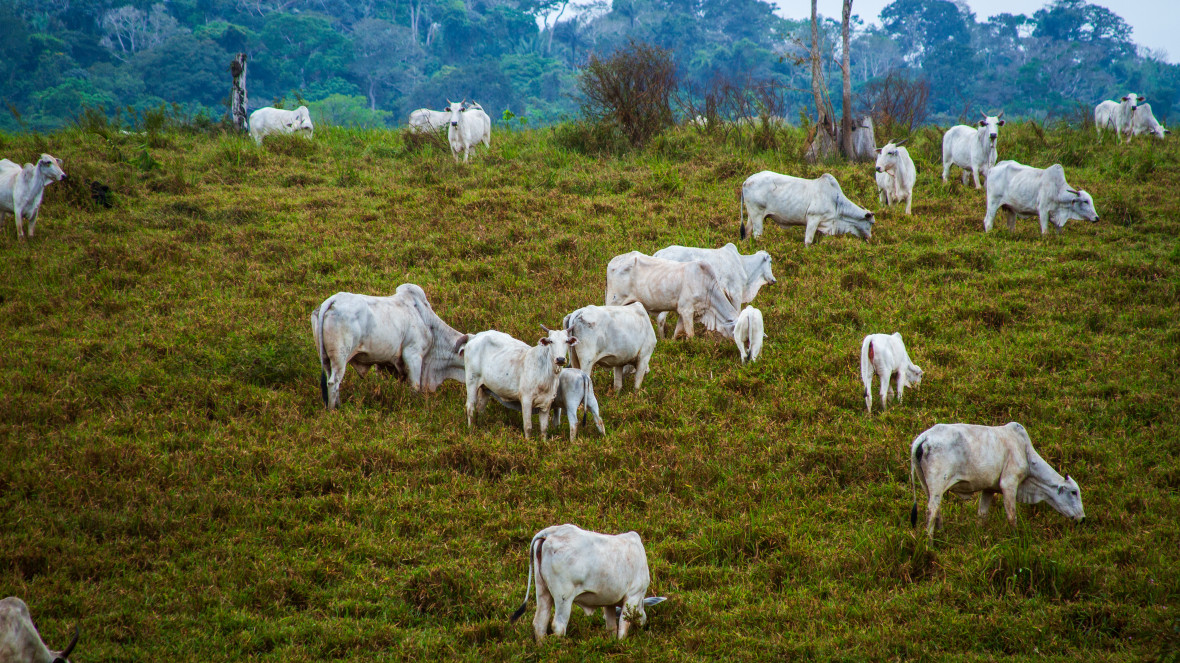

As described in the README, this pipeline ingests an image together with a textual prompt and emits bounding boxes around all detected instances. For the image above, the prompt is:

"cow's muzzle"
[451,121,458,127]
[875,167,884,173]
[555,356,566,366]
[989,134,997,141]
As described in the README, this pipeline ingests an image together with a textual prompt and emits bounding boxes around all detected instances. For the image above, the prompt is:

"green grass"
[1,121,1177,661]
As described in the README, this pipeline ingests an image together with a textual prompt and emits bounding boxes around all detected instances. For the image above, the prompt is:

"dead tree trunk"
[805,0,837,162]
[230,53,248,132]
[840,0,854,159]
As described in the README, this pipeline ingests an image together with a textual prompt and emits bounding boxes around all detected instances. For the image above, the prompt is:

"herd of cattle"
[6,92,1165,656]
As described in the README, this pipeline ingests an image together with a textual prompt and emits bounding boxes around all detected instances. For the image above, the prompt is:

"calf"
[0,597,79,663]
[942,111,1005,188]
[734,306,764,364]
[874,138,916,215]
[605,252,737,340]
[455,326,575,439]
[0,154,66,240]
[248,106,314,144]
[510,524,665,641]
[860,333,922,413]
[909,422,1085,542]
[562,303,657,391]
[740,171,874,245]
[490,368,606,442]
[983,160,1098,234]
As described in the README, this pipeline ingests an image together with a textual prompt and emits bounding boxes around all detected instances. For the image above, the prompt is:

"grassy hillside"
[1,120,1177,661]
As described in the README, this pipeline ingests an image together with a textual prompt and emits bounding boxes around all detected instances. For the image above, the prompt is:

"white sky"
[770,0,1176,63]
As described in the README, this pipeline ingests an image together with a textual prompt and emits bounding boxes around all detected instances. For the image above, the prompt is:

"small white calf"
[983,160,1099,234]
[734,306,764,364]
[562,303,657,392]
[942,111,1005,188]
[455,326,575,439]
[0,154,66,240]
[909,422,1085,542]
[0,597,79,663]
[490,368,605,442]
[874,139,916,215]
[248,106,313,145]
[860,333,922,412]
[510,524,665,641]
[446,100,491,163]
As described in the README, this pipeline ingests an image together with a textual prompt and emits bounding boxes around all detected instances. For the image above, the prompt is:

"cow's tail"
[511,534,546,622]
[910,436,926,527]
[701,275,738,339]
[453,334,471,358]
[739,187,747,240]
[317,298,335,408]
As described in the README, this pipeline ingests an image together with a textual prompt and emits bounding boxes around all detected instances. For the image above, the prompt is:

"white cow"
[604,252,738,339]
[0,154,66,240]
[0,597,79,663]
[454,326,575,439]
[1117,93,1146,143]
[1093,100,1121,136]
[942,111,1005,188]
[510,524,665,641]
[739,170,875,245]
[983,160,1099,234]
[490,368,606,442]
[874,138,916,215]
[734,305,764,364]
[562,302,657,392]
[248,106,314,145]
[860,332,922,413]
[1131,102,1170,139]
[311,285,466,409]
[408,108,450,132]
[446,100,491,163]
[909,422,1086,542]
[651,244,776,336]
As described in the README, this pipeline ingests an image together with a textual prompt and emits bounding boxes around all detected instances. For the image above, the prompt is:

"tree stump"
[230,53,248,132]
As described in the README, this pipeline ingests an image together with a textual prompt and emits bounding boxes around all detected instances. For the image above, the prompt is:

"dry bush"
[676,73,793,150]
[861,70,931,137]
[579,40,677,147]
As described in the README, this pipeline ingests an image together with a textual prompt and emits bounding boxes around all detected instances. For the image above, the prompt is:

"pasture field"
[1,120,1178,661]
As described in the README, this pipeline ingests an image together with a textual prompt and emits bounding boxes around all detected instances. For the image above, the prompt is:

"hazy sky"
[771,0,1176,63]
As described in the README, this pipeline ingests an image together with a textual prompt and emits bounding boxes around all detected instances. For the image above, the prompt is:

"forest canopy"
[1,0,1176,132]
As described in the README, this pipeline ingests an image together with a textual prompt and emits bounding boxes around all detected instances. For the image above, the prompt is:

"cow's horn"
[540,323,551,332]
[60,625,79,658]
[980,110,989,119]
[1066,187,1079,195]
[997,110,1004,119]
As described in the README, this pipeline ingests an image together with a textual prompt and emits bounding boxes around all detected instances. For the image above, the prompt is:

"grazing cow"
[860,332,922,413]
[909,422,1085,542]
[454,326,575,439]
[734,306,764,364]
[1093,100,1121,136]
[490,368,606,442]
[0,154,65,240]
[1131,102,1170,139]
[0,597,79,663]
[408,108,450,132]
[652,244,776,336]
[942,111,1005,188]
[248,106,314,145]
[510,524,666,641]
[983,160,1099,234]
[446,100,492,163]
[605,252,738,339]
[1117,93,1146,143]
[311,285,466,409]
[837,115,876,162]
[562,303,657,392]
[739,171,875,245]
[874,139,916,215]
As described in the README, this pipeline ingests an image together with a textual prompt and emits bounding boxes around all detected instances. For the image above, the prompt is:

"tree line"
[0,0,1175,133]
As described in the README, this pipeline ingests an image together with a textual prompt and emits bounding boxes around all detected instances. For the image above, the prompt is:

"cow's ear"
[1121,96,1129,101]
[539,337,552,345]
[567,336,578,346]
[875,148,881,153]
[997,120,1005,126]
[978,120,987,127]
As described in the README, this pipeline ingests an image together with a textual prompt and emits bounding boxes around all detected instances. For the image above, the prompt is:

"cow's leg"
[603,605,618,635]
[465,378,481,429]
[550,594,575,637]
[1006,208,1017,232]
[538,403,550,439]
[925,492,943,541]
[1000,474,1020,527]
[613,366,625,392]
[567,403,578,442]
[533,571,553,642]
[26,209,38,238]
[972,167,982,189]
[978,491,995,523]
[942,159,951,183]
[864,374,873,413]
[803,215,821,246]
[521,397,534,439]
[656,312,669,338]
[1038,210,1051,235]
[676,302,695,339]
[617,595,645,639]
[879,370,891,410]
[14,208,25,240]
[634,356,651,390]
[983,197,999,232]
[324,357,348,410]
[896,372,907,404]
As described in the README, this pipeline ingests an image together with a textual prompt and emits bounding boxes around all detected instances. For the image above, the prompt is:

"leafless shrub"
[675,73,795,150]
[861,70,930,137]
[579,40,677,147]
